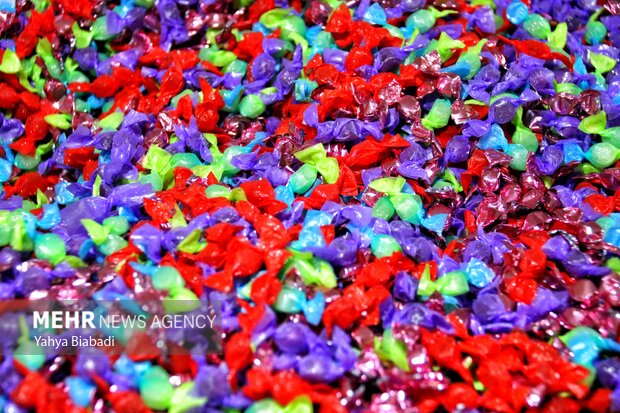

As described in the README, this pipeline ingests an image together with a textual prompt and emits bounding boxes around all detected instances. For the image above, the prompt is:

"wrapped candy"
[0,0,619,411]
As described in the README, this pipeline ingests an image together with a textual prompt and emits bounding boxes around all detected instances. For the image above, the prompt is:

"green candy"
[99,234,127,255]
[601,127,620,148]
[315,157,339,184]
[607,257,620,273]
[548,22,568,50]
[169,381,207,413]
[512,126,538,152]
[0,49,21,74]
[279,15,307,38]
[103,216,129,235]
[72,22,94,49]
[246,400,284,413]
[523,14,551,39]
[289,164,318,194]
[283,397,313,413]
[81,219,110,245]
[372,197,396,220]
[371,235,402,258]
[590,53,616,74]
[586,142,620,169]
[139,366,174,411]
[91,17,113,41]
[44,114,72,129]
[239,94,266,119]
[177,229,206,253]
[14,317,45,371]
[421,99,451,130]
[579,111,607,134]
[164,288,201,313]
[374,329,410,371]
[435,271,470,296]
[202,49,237,67]
[291,256,337,288]
[205,184,231,199]
[224,59,248,76]
[143,146,173,177]
[456,39,486,79]
[151,265,183,291]
[556,82,582,95]
[369,177,405,195]
[99,112,124,130]
[139,172,164,191]
[260,9,306,38]
[389,193,423,224]
[295,143,326,165]
[433,32,465,62]
[417,265,436,296]
[34,233,66,265]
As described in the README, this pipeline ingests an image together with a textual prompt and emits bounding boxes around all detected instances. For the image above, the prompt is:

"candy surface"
[1,0,620,412]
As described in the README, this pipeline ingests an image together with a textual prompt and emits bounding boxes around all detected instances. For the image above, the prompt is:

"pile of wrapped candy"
[2,0,620,411]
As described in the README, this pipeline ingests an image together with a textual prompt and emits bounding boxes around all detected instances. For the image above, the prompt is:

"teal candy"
[478,124,508,151]
[465,258,495,287]
[289,164,318,194]
[14,153,39,170]
[103,216,130,235]
[99,234,128,255]
[506,1,528,24]
[139,366,174,411]
[294,79,318,102]
[171,152,202,169]
[585,21,607,45]
[522,14,551,39]
[239,94,266,119]
[0,157,12,182]
[303,291,325,325]
[390,193,423,224]
[275,185,295,206]
[311,31,334,54]
[273,286,306,313]
[560,326,620,368]
[14,341,46,371]
[363,3,387,26]
[372,196,396,220]
[34,233,66,264]
[586,142,620,169]
[506,144,528,171]
[139,172,164,191]
[421,214,448,233]
[406,9,435,33]
[152,265,185,292]
[370,234,402,258]
[67,377,96,407]
[563,142,585,164]
[604,226,620,247]
[38,203,61,230]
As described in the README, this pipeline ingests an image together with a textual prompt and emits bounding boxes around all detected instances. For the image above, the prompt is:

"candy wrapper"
[0,0,620,411]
